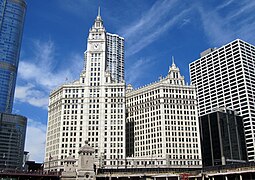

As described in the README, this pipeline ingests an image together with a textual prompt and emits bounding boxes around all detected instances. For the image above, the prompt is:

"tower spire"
[98,6,101,17]
[171,56,177,69]
[169,55,177,74]
[93,6,103,28]
[172,56,175,66]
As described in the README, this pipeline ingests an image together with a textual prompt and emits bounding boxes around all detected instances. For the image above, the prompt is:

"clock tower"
[79,8,126,168]
[45,8,126,171]
[83,7,108,86]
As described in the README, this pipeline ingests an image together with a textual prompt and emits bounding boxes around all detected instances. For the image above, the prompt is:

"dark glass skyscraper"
[0,113,27,170]
[0,0,27,170]
[0,0,26,113]
[199,109,247,167]
[190,39,255,161]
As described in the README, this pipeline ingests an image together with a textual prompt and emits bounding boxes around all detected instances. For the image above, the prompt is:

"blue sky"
[13,0,255,162]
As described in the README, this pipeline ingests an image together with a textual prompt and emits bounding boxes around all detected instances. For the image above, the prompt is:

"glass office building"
[199,109,247,167]
[190,39,255,161]
[106,33,124,83]
[0,113,27,170]
[0,0,27,170]
[0,0,26,113]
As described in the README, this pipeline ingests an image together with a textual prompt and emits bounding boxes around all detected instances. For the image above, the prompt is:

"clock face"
[93,43,100,50]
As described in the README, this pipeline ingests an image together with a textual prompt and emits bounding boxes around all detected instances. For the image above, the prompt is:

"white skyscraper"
[106,33,124,83]
[125,60,202,168]
[44,9,126,171]
[189,39,255,161]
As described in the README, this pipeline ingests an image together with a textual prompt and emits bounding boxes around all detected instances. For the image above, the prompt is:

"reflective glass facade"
[0,0,26,113]
[106,33,124,83]
[199,109,247,167]
[0,113,27,170]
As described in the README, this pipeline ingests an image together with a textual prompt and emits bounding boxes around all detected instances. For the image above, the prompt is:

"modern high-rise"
[0,0,26,113]
[199,109,247,167]
[125,60,202,168]
[44,10,126,171]
[106,33,124,83]
[0,113,27,170]
[189,39,255,161]
[0,0,27,171]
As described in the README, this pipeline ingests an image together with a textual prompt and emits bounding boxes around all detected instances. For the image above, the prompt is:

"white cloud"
[197,6,233,46]
[120,0,192,57]
[16,39,83,108]
[197,0,255,46]
[122,0,194,86]
[121,0,176,40]
[125,58,155,87]
[15,84,49,109]
[18,40,79,90]
[226,1,255,21]
[25,119,47,163]
[179,18,191,28]
[19,60,72,90]
[216,0,235,10]
[126,8,191,56]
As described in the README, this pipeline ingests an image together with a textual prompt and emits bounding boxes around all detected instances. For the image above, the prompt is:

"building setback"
[189,39,255,161]
[199,109,247,167]
[126,60,202,168]
[44,10,126,171]
[0,0,26,113]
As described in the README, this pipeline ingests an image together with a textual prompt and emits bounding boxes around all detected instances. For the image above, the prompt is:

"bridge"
[0,170,60,180]
[1,162,255,180]
[96,162,255,180]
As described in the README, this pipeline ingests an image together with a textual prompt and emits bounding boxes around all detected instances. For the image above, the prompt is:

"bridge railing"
[0,169,60,176]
